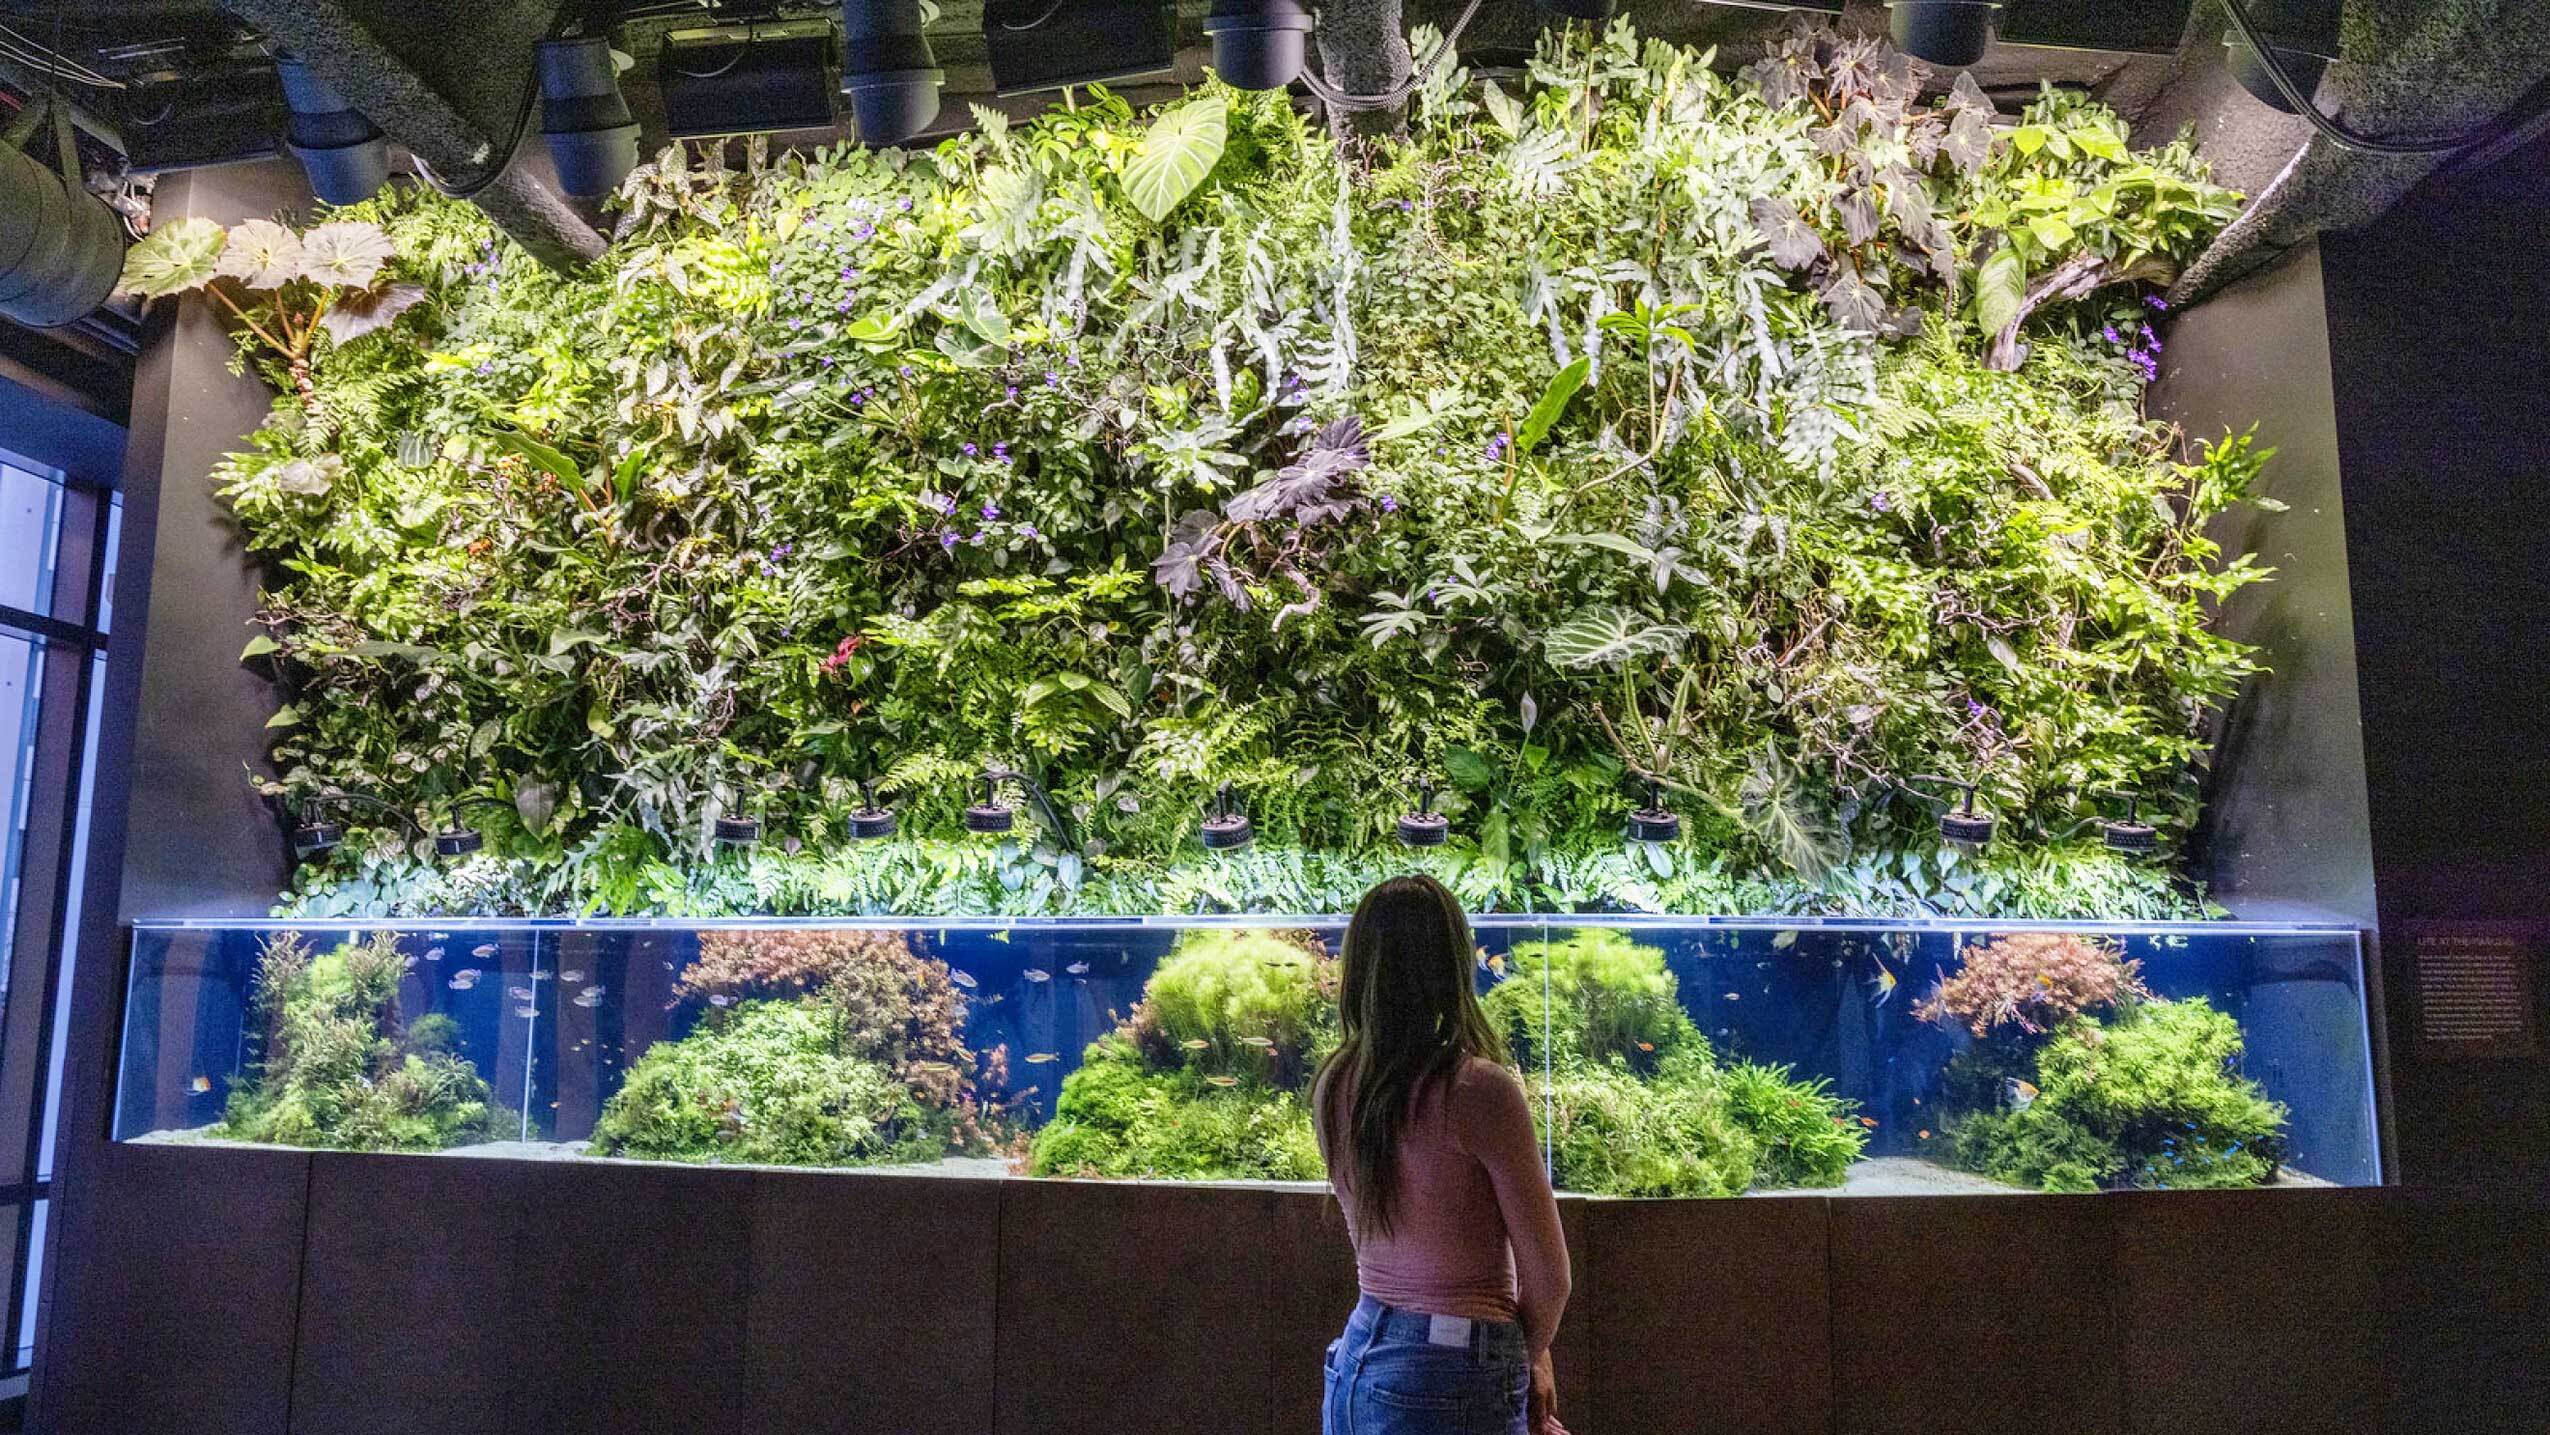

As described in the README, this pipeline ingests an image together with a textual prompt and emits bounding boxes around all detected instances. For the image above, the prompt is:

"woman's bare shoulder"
[1451,1055,1527,1099]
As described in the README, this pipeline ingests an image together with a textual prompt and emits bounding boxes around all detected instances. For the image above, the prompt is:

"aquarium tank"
[116,917,2382,1195]
[107,23,2382,1197]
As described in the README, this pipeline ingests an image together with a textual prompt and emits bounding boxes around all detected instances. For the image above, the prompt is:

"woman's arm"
[1456,1060,1571,1356]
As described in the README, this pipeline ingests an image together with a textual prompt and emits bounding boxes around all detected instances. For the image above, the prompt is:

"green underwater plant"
[589,927,1003,1164]
[1927,934,2288,1191]
[1028,928,1335,1180]
[219,930,502,1151]
[1487,931,1864,1195]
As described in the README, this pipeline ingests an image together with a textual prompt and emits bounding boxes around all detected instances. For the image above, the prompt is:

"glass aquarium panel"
[116,918,2378,1197]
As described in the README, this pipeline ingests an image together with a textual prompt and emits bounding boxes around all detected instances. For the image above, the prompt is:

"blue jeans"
[1322,1294,1529,1435]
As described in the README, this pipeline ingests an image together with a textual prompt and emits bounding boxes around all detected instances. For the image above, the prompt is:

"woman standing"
[1314,875,1572,1435]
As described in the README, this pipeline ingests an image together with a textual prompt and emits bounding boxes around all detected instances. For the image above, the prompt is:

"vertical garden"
[122,20,2260,921]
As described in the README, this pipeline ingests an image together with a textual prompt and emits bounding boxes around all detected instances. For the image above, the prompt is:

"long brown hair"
[1314,874,1505,1238]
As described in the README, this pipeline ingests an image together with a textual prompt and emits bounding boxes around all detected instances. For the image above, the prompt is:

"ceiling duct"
[274,54,388,203]
[536,37,639,200]
[841,0,944,145]
[0,98,125,330]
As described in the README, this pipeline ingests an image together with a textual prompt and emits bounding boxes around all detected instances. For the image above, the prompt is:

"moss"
[590,929,1001,1165]
[1492,931,1865,1196]
[588,999,945,1167]
[1029,931,1337,1180]
[1941,995,2288,1192]
[219,931,502,1152]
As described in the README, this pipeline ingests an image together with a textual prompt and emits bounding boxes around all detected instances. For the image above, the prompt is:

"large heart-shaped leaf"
[1975,239,2026,340]
[1122,95,1226,224]
[213,219,304,289]
[1542,605,1690,669]
[119,217,228,297]
[299,221,397,288]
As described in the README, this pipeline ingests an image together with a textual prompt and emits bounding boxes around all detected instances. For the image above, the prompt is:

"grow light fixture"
[1201,784,1256,850]
[2101,795,2158,856]
[1885,1,2002,67]
[1398,786,1450,848]
[286,792,421,861]
[982,0,1176,95]
[965,774,1017,834]
[657,23,838,139]
[1911,773,1995,846]
[1626,779,1680,845]
[274,55,389,204]
[849,782,898,840]
[841,0,944,145]
[714,815,762,846]
[1996,0,2192,55]
[1201,0,1315,91]
[429,798,521,859]
[536,37,641,201]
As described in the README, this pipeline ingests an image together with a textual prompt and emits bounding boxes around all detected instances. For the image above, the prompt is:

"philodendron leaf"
[1516,357,1591,455]
[119,217,228,297]
[1542,605,1691,669]
[1122,94,1226,223]
[514,780,558,836]
[240,634,280,660]
[1976,239,2026,339]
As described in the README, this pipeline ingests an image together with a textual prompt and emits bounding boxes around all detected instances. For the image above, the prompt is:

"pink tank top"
[1322,1056,1551,1324]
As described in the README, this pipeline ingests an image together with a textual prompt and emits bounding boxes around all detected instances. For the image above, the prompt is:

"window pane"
[95,497,122,635]
[14,1200,40,1372]
[36,651,103,1184]
[0,467,61,618]
[0,634,44,1001]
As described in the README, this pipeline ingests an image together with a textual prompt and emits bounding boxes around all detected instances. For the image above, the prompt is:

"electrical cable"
[1298,0,1486,112]
[668,21,755,79]
[995,0,1069,32]
[2219,0,2507,158]
[409,59,540,200]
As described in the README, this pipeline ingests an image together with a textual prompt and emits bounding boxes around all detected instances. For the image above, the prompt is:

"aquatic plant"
[588,999,940,1166]
[1028,929,1335,1180]
[1488,931,1863,1194]
[219,930,502,1151]
[1922,936,2288,1191]
[590,927,1003,1163]
[162,20,2259,922]
[1913,932,2151,1037]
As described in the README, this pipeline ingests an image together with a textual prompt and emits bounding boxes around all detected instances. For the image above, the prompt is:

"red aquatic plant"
[678,928,1001,1150]
[1913,932,2149,1039]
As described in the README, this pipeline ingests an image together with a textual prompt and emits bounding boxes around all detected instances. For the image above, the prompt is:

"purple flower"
[2103,324,2123,344]
[935,494,957,515]
[992,442,1010,462]
[1966,698,1988,719]
[899,196,913,211]
[2146,295,2169,312]
[474,361,494,377]
[981,502,1001,519]
[1004,385,1019,401]
[1483,433,1510,461]
[835,301,852,314]
[820,356,835,367]
[1019,523,1039,539]
[1871,490,1893,513]
[1044,370,1062,387]
[940,531,959,551]
[849,390,865,406]
[1379,495,1399,514]
[961,442,978,457]
[899,364,915,379]
[772,543,793,558]
[968,530,986,545]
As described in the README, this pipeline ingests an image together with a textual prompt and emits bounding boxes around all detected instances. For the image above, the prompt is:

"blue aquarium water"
[114,917,2380,1194]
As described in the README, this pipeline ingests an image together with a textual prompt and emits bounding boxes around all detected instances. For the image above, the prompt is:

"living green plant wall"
[125,21,2260,920]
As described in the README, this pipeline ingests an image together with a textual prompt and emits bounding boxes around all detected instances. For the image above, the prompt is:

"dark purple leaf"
[319,282,428,345]
[1750,197,1827,272]
[1944,108,1995,174]
[1946,70,1994,119]
[1879,306,1926,339]
[1819,271,1885,332]
[1838,190,1881,248]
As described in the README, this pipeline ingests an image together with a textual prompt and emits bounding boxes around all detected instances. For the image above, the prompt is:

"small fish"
[514,1005,537,1019]
[949,970,978,989]
[447,977,472,991]
[909,1061,959,1079]
[988,994,1003,1005]
[425,947,445,961]
[1918,1129,1932,1140]
[1239,1036,1274,1049]
[2004,1078,2040,1111]
[1024,969,1051,983]
[1181,1039,1210,1051]
[573,992,604,1009]
[1868,964,1898,1006]
[472,943,498,958]
[709,994,734,1007]
[987,929,1012,946]
[1636,1041,1656,1053]
[1772,930,1798,950]
[1858,1117,1879,1129]
[1025,1052,1060,1064]
[190,1075,213,1094]
[404,956,419,971]
[1065,961,1090,976]
[580,984,606,999]
[1723,992,1741,1001]
[2035,973,2054,990]
[530,968,552,981]
[1205,1075,1240,1087]
[508,986,535,1002]
[560,969,585,983]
